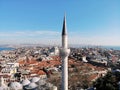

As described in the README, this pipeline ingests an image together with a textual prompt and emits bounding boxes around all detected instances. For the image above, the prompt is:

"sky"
[0,0,120,46]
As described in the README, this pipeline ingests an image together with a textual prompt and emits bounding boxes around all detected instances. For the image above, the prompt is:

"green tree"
[93,72,118,90]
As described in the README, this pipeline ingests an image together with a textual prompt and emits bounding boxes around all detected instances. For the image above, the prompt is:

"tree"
[93,72,118,90]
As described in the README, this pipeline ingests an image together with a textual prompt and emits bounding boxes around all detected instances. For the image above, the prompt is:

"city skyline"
[0,0,120,46]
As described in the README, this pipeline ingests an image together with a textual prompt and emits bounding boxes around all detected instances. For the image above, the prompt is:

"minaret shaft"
[62,56,68,90]
[61,14,70,90]
[62,35,68,49]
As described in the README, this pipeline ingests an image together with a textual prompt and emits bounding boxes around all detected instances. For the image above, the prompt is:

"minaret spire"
[60,14,70,90]
[62,14,68,49]
[62,14,67,36]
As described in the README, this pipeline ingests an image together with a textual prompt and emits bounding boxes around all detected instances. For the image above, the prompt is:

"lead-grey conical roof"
[62,14,67,35]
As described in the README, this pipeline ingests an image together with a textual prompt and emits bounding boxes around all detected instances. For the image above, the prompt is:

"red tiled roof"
[37,70,46,75]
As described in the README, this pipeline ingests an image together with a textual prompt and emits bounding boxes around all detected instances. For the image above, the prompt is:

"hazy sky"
[0,0,120,46]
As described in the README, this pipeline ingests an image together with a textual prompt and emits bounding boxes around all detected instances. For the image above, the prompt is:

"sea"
[0,47,14,51]
[72,45,120,50]
[101,46,120,50]
[0,46,120,51]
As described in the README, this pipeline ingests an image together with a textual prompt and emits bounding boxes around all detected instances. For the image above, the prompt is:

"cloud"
[68,26,120,46]
[0,28,120,46]
[34,31,59,35]
[69,34,120,46]
[0,30,60,37]
[0,30,60,45]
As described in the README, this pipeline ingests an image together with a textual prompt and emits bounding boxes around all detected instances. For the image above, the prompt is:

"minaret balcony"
[59,48,70,58]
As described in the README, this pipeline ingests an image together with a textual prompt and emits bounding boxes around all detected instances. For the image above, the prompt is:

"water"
[101,46,120,50]
[0,47,14,51]
[0,46,120,51]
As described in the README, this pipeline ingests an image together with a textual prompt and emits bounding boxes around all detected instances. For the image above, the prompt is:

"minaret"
[0,77,4,86]
[0,77,6,86]
[60,14,70,90]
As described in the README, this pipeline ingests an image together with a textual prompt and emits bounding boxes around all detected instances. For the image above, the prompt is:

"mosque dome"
[31,77,40,83]
[39,79,46,86]
[21,78,30,86]
[9,82,22,90]
[25,82,38,89]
